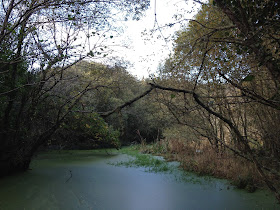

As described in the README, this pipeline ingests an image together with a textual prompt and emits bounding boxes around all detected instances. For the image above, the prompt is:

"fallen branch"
[66,170,72,183]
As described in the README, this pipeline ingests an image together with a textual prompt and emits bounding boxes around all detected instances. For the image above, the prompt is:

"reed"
[142,138,263,192]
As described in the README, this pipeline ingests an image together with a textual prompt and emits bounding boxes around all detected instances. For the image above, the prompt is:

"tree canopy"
[0,0,280,203]
[150,0,280,200]
[0,0,150,176]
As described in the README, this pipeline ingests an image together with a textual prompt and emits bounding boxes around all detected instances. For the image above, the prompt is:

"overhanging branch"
[100,86,154,118]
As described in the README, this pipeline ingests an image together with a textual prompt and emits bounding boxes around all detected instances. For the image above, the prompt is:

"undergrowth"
[137,139,265,193]
[111,146,174,173]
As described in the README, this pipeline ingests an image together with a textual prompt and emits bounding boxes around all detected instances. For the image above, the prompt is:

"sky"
[30,0,200,78]
[112,0,200,79]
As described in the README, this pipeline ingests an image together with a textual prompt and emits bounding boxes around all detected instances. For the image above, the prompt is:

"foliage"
[157,0,280,161]
[40,60,169,149]
[119,96,168,144]
[152,0,280,201]
[112,146,173,173]
[66,61,169,144]
[140,139,261,193]
[0,0,149,176]
[52,113,120,149]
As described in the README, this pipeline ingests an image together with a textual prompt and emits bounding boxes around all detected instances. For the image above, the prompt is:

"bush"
[49,113,120,149]
[233,175,257,193]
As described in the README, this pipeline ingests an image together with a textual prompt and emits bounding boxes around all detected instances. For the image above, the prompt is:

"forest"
[0,0,280,203]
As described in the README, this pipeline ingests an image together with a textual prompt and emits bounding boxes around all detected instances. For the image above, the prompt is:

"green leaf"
[221,47,227,51]
[243,75,255,82]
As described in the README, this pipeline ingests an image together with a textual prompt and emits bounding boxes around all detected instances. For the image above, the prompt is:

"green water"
[0,150,278,210]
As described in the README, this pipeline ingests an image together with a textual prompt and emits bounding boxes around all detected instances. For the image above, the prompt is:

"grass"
[111,145,230,185]
[111,146,174,173]
[136,138,266,193]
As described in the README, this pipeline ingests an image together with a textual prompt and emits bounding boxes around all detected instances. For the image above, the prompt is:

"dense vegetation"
[149,0,280,201]
[0,0,279,202]
[0,0,151,176]
[47,61,166,149]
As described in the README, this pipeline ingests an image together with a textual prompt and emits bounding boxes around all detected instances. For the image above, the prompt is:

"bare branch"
[100,86,154,117]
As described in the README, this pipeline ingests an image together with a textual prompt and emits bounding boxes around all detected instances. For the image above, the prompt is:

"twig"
[66,170,72,183]
[100,86,154,117]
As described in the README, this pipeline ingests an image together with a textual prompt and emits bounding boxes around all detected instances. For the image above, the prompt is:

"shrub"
[49,113,120,149]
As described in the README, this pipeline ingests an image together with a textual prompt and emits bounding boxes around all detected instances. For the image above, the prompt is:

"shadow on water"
[0,150,278,210]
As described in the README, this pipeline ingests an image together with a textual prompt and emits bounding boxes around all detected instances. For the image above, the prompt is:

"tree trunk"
[0,149,31,177]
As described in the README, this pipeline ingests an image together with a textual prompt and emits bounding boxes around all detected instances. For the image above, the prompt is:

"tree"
[213,0,280,82]
[0,0,149,176]
[63,61,168,145]
[150,0,280,201]
[40,61,122,150]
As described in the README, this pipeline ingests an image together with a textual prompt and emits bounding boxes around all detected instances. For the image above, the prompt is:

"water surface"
[0,150,278,210]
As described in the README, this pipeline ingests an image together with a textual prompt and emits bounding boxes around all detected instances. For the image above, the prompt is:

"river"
[0,150,278,210]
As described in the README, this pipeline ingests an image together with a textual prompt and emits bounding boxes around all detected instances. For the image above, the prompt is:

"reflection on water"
[0,150,278,210]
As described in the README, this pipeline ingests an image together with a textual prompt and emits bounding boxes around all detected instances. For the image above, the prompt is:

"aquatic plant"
[110,147,174,173]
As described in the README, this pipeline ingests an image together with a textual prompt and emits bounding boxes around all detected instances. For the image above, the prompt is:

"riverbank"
[131,140,279,194]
